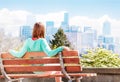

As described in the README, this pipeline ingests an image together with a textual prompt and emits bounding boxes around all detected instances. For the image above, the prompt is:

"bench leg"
[7,78,24,82]
[75,77,82,82]
[19,78,24,82]
[67,77,82,82]
[5,79,11,82]
[55,77,62,82]
[68,80,72,82]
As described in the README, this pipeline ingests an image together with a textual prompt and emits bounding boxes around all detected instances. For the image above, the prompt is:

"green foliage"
[81,48,120,67]
[49,28,71,49]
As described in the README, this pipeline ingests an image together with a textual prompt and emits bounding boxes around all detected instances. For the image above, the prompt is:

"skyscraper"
[46,21,58,43]
[102,20,111,35]
[46,21,54,34]
[20,25,32,40]
[64,12,69,25]
[61,12,69,31]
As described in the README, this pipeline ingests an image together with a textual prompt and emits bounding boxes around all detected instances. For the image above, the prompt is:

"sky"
[0,0,120,37]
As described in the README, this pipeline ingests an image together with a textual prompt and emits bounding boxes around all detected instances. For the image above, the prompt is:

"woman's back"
[27,38,43,52]
[9,38,63,58]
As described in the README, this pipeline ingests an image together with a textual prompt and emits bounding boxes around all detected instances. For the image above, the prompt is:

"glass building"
[20,25,32,40]
[102,21,111,35]
[61,12,69,31]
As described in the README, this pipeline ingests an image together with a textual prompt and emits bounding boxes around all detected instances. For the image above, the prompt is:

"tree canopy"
[49,28,71,49]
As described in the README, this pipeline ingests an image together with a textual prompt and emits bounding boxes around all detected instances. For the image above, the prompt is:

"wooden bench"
[0,51,97,82]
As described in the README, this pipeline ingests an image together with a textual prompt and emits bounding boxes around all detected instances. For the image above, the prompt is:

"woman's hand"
[63,46,70,51]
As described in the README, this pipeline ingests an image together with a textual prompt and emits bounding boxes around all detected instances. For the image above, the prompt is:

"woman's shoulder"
[38,38,46,42]
[26,38,46,42]
[26,38,32,41]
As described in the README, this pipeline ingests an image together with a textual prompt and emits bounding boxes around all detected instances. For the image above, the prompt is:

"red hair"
[32,22,45,38]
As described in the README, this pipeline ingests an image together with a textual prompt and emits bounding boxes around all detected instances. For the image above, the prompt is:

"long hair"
[32,22,45,38]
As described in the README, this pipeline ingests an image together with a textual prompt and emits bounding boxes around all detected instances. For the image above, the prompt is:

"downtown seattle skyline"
[0,0,120,38]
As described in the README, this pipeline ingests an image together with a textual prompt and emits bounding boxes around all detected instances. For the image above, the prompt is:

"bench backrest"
[1,51,82,73]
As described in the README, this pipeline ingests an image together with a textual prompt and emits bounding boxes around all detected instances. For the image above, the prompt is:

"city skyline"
[0,0,120,38]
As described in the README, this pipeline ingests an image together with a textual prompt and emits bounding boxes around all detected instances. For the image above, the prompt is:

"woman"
[9,22,70,58]
[9,22,70,82]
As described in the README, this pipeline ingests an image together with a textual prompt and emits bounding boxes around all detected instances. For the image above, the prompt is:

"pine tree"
[49,28,71,49]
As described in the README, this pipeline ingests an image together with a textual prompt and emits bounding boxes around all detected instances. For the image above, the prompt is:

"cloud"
[0,8,120,38]
[0,8,31,36]
[0,8,30,25]
[70,15,120,37]
[36,11,66,27]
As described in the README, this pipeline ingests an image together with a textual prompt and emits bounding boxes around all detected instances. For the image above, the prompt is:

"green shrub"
[81,48,120,67]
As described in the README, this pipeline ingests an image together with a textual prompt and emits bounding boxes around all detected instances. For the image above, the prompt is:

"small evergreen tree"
[49,28,72,49]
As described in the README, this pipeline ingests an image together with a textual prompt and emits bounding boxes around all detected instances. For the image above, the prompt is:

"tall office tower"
[102,20,111,35]
[20,25,32,40]
[61,12,69,31]
[101,20,115,51]
[64,12,69,25]
[46,21,55,35]
[46,21,58,43]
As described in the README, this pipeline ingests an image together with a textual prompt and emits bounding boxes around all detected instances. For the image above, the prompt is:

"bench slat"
[62,51,79,56]
[1,51,79,59]
[0,73,97,78]
[3,57,80,65]
[4,65,82,73]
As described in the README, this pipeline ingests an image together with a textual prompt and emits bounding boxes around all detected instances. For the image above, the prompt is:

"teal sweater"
[9,38,63,58]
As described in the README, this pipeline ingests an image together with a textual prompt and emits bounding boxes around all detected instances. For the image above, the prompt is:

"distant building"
[97,20,115,52]
[70,25,81,32]
[97,35,115,51]
[102,20,111,35]
[84,26,92,32]
[65,31,82,50]
[61,12,69,31]
[20,25,32,40]
[114,38,120,54]
[64,12,69,25]
[98,35,104,47]
[108,44,115,51]
[46,21,54,35]
[46,21,58,43]
[103,36,114,44]
[81,32,94,48]
[84,26,97,41]
[80,27,97,53]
